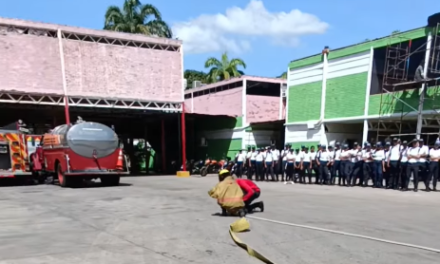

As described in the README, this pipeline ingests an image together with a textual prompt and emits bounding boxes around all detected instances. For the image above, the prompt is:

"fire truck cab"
[0,120,33,181]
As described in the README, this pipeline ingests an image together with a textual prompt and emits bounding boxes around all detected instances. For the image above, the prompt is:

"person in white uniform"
[285,149,296,184]
[249,147,257,180]
[299,146,312,184]
[317,145,331,185]
[264,148,275,181]
[372,142,386,188]
[255,148,265,181]
[428,142,440,191]
[362,143,373,187]
[332,142,342,185]
[271,145,280,181]
[386,138,401,189]
[235,149,246,178]
[418,138,430,191]
[406,139,420,192]
[399,140,409,190]
[327,146,336,185]
[280,144,291,182]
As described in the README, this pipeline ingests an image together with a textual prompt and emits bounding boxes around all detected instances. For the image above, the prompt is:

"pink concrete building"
[184,76,287,152]
[0,17,183,112]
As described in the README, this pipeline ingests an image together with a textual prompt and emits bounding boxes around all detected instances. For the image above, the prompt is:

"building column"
[363,47,374,144]
[241,78,247,149]
[320,54,328,145]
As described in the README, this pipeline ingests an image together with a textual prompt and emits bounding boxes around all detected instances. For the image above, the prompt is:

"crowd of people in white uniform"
[234,138,440,192]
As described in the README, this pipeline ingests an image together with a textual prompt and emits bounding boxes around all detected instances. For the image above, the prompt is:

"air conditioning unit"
[281,83,287,97]
[193,81,203,88]
[200,137,208,147]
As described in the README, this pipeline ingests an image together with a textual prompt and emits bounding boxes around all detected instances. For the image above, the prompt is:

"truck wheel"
[57,164,70,188]
[100,176,120,186]
[200,167,208,177]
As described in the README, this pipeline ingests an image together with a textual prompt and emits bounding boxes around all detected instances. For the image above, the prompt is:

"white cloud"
[172,0,329,54]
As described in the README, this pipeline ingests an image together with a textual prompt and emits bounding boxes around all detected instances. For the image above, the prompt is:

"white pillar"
[320,54,328,145]
[242,78,247,149]
[363,47,374,144]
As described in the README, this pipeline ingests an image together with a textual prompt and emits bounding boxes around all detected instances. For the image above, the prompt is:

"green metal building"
[286,23,440,147]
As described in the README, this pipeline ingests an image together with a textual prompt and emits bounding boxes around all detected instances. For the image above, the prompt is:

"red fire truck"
[0,120,34,181]
[30,119,129,187]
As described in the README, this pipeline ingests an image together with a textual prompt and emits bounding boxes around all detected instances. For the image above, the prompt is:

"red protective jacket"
[236,179,260,202]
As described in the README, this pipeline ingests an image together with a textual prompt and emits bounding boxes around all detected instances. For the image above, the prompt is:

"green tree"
[204,52,246,83]
[278,71,287,79]
[184,70,207,89]
[104,0,172,38]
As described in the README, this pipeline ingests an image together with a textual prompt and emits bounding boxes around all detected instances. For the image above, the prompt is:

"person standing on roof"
[235,178,264,213]
[428,142,440,191]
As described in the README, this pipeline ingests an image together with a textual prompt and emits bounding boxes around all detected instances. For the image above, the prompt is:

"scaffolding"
[375,23,440,142]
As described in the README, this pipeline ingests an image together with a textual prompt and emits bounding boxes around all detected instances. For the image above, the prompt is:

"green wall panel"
[286,141,320,150]
[368,86,440,116]
[287,81,322,123]
[325,72,368,119]
[289,27,435,69]
[197,138,242,160]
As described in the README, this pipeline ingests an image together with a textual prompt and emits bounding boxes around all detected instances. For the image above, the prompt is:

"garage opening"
[325,122,363,147]
[244,120,285,150]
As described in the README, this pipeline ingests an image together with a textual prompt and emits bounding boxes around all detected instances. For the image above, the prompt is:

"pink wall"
[62,40,181,102]
[0,17,182,103]
[185,88,242,116]
[246,95,280,123]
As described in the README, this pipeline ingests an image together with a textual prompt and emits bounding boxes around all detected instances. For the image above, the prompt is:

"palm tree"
[104,0,172,38]
[204,52,246,83]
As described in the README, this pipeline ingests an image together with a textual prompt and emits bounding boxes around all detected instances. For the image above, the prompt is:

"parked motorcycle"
[200,155,225,176]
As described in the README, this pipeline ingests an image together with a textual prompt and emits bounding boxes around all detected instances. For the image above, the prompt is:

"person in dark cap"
[345,142,358,187]
[294,148,301,182]
[314,144,323,184]
[264,147,275,181]
[317,145,331,185]
[428,142,440,191]
[372,142,386,188]
[418,138,430,191]
[350,143,363,186]
[310,146,319,183]
[280,144,290,182]
[406,139,421,191]
[249,147,257,180]
[386,138,402,189]
[327,146,335,184]
[339,144,350,186]
[255,148,265,181]
[299,146,313,184]
[285,148,296,184]
[362,143,374,187]
[399,140,409,190]
[271,145,280,181]
[245,146,252,178]
[332,142,342,185]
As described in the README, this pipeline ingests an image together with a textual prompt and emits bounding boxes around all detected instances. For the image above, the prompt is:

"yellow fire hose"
[229,217,277,264]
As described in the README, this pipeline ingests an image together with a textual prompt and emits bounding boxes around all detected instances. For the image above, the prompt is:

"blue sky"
[1,0,437,77]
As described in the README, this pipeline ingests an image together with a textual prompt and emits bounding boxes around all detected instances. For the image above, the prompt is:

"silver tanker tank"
[50,122,119,158]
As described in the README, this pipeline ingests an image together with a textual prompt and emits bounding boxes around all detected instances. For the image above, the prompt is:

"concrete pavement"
[0,176,439,264]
